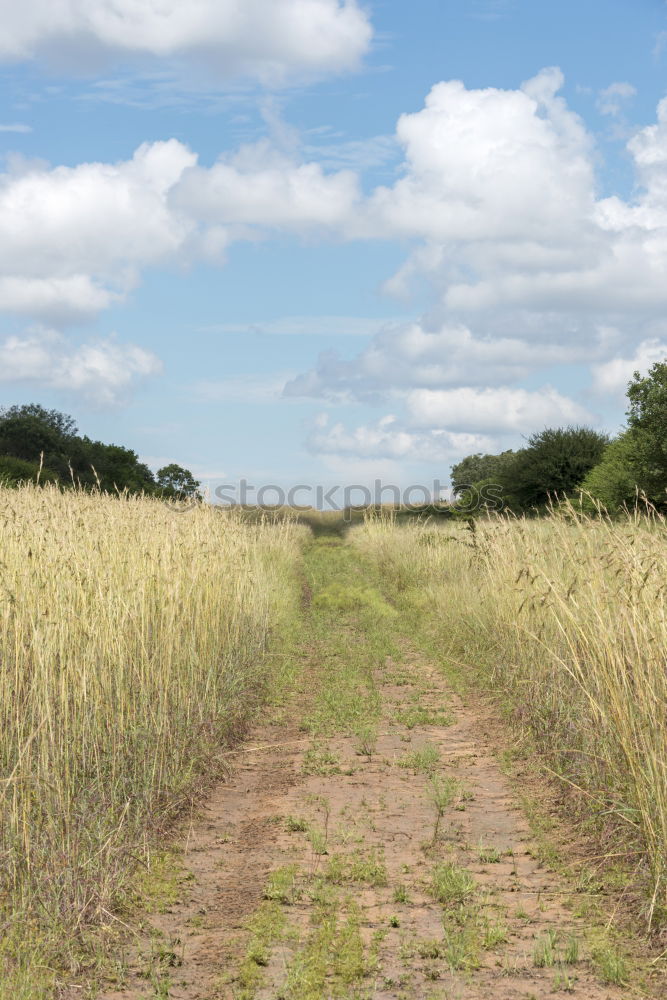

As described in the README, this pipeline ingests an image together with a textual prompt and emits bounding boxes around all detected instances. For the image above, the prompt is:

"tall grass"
[353,507,667,925]
[0,484,304,994]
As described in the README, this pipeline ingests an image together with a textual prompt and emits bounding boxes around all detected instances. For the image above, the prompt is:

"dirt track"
[99,638,634,1000]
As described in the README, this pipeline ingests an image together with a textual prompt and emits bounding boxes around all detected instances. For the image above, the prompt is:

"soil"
[96,645,643,1000]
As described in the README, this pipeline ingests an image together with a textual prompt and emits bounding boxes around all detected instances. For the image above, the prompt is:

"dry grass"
[353,506,667,926]
[0,484,304,996]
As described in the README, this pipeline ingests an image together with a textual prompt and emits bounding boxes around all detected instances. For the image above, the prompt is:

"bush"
[0,455,58,486]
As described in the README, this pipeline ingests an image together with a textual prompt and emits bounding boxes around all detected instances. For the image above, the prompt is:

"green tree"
[450,450,515,496]
[0,402,195,498]
[625,360,667,504]
[76,438,157,493]
[156,464,201,499]
[579,432,641,511]
[499,426,609,511]
[0,403,77,439]
[0,455,59,486]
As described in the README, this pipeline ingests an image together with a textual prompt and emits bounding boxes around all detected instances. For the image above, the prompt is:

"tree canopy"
[0,403,200,499]
[450,358,667,515]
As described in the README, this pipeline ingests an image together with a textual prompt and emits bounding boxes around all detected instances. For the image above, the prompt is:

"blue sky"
[1,0,667,503]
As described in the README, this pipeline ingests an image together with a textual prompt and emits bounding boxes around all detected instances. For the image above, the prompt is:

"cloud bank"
[3,66,667,431]
[0,0,372,82]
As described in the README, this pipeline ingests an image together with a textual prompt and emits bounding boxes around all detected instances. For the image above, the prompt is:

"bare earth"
[97,641,641,1000]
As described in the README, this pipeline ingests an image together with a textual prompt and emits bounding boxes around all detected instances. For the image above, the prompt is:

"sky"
[1,0,667,505]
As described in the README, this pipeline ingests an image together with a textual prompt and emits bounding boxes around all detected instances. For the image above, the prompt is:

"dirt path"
[96,538,643,1000]
[100,666,633,999]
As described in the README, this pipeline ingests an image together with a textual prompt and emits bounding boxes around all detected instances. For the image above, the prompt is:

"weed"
[393,884,410,904]
[429,776,462,842]
[593,943,628,985]
[417,939,444,959]
[477,843,502,864]
[286,815,309,833]
[354,725,378,762]
[482,919,508,948]
[302,745,340,776]
[325,849,387,888]
[430,863,475,905]
[395,706,453,729]
[532,930,557,968]
[563,934,579,965]
[263,866,301,905]
[398,744,440,775]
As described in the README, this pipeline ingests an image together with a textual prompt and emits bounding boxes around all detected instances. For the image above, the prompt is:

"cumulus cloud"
[284,318,609,402]
[0,138,363,325]
[172,140,360,232]
[0,139,196,323]
[336,70,667,318]
[591,338,667,396]
[360,68,595,247]
[304,384,594,469]
[307,413,493,462]
[0,0,372,82]
[0,326,162,404]
[406,386,594,434]
[285,69,667,471]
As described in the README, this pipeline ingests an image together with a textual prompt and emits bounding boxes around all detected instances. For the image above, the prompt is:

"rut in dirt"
[97,536,642,1000]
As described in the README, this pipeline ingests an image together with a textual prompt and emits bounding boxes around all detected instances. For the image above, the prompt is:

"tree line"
[451,360,667,514]
[0,404,200,499]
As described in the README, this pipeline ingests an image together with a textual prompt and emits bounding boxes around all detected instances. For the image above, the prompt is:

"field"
[1,487,666,998]
[0,485,304,998]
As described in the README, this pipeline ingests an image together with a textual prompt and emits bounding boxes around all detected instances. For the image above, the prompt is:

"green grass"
[324,849,388,888]
[264,866,302,905]
[430,862,475,906]
[397,744,440,775]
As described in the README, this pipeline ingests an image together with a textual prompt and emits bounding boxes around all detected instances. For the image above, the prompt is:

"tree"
[499,426,609,511]
[0,403,77,439]
[0,455,59,486]
[156,464,201,499]
[625,360,667,504]
[0,402,197,499]
[77,438,157,493]
[450,451,515,496]
[579,432,641,511]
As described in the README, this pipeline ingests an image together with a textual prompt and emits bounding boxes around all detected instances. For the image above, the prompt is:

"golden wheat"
[0,484,304,995]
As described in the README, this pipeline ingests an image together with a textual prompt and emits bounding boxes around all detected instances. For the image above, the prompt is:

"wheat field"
[353,507,667,925]
[0,484,303,996]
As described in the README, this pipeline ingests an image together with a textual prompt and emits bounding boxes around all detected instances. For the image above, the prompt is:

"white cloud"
[0,139,196,323]
[0,138,358,328]
[172,140,360,232]
[329,70,667,319]
[0,123,32,133]
[0,0,372,82]
[597,82,637,118]
[359,68,595,247]
[406,386,594,434]
[307,413,493,462]
[592,339,667,396]
[0,326,162,404]
[284,318,608,401]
